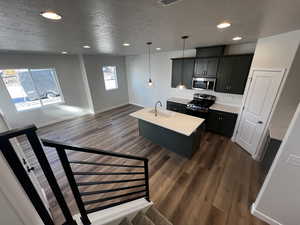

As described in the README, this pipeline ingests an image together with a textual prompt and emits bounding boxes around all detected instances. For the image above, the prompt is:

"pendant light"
[177,35,189,89]
[146,42,153,86]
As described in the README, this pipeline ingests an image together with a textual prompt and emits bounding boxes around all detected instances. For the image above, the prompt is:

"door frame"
[232,68,287,160]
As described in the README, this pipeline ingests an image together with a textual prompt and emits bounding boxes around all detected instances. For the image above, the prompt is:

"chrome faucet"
[154,101,162,117]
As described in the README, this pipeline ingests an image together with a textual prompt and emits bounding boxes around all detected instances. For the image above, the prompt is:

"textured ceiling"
[0,0,300,55]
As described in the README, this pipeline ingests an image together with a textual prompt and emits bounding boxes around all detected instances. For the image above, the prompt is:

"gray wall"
[125,43,256,108]
[250,30,300,139]
[82,54,129,112]
[0,53,91,128]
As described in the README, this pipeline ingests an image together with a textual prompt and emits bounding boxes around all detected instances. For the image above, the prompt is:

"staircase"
[0,125,173,225]
[120,205,172,225]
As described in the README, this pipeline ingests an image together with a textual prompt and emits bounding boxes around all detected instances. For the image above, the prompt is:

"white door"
[0,113,50,212]
[236,69,285,155]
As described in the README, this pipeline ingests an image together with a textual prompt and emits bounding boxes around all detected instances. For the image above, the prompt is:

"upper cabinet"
[215,54,253,94]
[194,46,224,78]
[194,57,219,78]
[196,45,225,57]
[170,45,254,95]
[171,58,195,89]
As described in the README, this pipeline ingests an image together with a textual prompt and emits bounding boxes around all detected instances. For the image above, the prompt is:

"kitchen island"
[130,108,205,158]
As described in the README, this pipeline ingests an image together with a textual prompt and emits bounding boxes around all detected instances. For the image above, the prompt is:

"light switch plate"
[286,154,300,167]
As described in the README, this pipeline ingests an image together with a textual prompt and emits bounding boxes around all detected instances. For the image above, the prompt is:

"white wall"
[82,54,129,113]
[0,53,91,128]
[252,103,300,225]
[250,30,300,139]
[270,46,300,139]
[125,43,256,108]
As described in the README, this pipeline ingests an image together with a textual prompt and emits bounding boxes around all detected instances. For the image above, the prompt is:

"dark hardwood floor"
[19,104,268,225]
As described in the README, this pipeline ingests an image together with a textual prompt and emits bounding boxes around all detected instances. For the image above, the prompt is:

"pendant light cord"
[181,36,188,86]
[147,42,152,80]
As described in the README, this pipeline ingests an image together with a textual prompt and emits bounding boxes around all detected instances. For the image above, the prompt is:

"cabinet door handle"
[258,121,263,124]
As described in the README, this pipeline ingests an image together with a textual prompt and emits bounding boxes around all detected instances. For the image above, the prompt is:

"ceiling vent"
[158,0,181,6]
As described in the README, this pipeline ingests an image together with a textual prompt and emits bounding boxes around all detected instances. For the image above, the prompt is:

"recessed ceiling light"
[123,43,130,47]
[156,48,161,51]
[232,36,242,41]
[217,22,231,29]
[40,11,62,20]
[83,45,91,49]
[61,51,68,54]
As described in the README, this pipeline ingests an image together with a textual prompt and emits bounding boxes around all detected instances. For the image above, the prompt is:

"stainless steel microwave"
[192,77,216,90]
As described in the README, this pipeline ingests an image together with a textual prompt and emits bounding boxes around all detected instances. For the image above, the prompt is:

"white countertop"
[130,108,205,136]
[210,103,241,114]
[167,97,191,105]
[167,97,241,114]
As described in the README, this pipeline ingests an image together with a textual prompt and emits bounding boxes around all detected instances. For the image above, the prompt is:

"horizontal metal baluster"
[77,178,145,186]
[80,184,146,196]
[69,160,144,168]
[73,171,144,176]
[83,190,146,206]
[42,139,146,161]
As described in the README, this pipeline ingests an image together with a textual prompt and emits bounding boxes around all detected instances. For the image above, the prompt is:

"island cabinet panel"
[215,54,253,94]
[171,58,195,89]
[206,110,238,137]
[194,57,219,78]
[167,101,187,114]
[138,120,202,158]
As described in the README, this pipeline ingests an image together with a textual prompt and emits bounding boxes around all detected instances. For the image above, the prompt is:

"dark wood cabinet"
[196,45,225,57]
[171,58,195,88]
[194,57,219,78]
[206,110,238,137]
[215,54,253,94]
[167,101,187,114]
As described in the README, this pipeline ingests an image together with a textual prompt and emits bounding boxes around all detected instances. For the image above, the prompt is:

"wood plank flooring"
[18,104,268,225]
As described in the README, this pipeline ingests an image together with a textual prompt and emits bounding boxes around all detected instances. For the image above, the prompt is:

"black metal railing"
[0,125,77,225]
[42,139,150,225]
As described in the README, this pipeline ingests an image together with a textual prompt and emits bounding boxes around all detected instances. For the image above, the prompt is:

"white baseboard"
[251,203,282,225]
[93,103,130,115]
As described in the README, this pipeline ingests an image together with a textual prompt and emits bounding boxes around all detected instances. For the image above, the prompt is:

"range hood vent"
[158,0,181,6]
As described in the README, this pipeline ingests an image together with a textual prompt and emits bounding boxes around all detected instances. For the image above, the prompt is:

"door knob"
[258,121,263,124]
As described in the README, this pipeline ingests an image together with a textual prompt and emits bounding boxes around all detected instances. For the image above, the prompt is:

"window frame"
[102,66,118,91]
[0,67,64,112]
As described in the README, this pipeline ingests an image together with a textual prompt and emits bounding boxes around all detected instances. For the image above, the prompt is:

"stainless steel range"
[186,93,216,118]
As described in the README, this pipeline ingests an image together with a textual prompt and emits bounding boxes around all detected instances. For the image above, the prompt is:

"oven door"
[192,78,215,90]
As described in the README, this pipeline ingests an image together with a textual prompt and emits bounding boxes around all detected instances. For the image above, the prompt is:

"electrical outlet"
[286,154,300,167]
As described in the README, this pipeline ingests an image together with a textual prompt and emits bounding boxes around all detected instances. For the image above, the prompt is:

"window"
[0,68,63,111]
[102,66,118,90]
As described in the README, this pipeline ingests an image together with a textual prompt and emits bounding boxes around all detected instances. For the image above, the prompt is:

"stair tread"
[146,206,173,225]
[119,218,133,225]
[132,211,155,225]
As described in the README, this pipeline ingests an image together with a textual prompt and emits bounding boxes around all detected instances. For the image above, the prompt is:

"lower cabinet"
[206,110,238,137]
[166,101,187,114]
